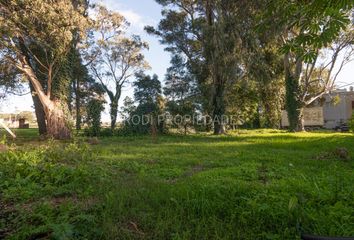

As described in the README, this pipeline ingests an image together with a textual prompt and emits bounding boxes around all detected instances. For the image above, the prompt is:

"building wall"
[323,90,354,129]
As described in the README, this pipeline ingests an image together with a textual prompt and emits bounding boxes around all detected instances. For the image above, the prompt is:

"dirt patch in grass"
[0,144,8,152]
[314,147,351,161]
[258,163,268,185]
[183,164,206,178]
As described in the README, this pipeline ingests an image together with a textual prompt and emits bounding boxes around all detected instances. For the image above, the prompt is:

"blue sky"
[1,0,353,120]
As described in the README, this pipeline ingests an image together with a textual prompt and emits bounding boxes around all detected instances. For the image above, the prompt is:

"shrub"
[0,142,101,239]
[349,113,354,132]
[86,99,104,137]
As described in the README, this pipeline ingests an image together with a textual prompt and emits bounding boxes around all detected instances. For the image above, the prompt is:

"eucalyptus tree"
[0,0,89,139]
[148,0,260,134]
[87,5,149,130]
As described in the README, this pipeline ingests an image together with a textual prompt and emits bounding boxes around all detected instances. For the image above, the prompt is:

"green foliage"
[120,73,165,135]
[1,130,354,239]
[164,55,198,133]
[349,113,354,132]
[269,0,353,62]
[0,134,7,145]
[69,47,105,130]
[87,5,150,130]
[0,140,102,239]
[285,75,304,131]
[85,99,104,137]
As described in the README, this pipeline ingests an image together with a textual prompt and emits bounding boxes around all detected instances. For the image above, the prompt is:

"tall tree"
[0,56,48,135]
[69,48,104,131]
[134,73,163,118]
[164,55,197,134]
[87,5,149,130]
[148,0,261,134]
[248,40,285,128]
[0,0,89,139]
[146,0,211,132]
[126,73,163,135]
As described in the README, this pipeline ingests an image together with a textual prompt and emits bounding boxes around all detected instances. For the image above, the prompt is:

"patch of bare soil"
[0,144,8,152]
[258,164,268,185]
[168,164,207,184]
[182,165,205,178]
[314,147,350,161]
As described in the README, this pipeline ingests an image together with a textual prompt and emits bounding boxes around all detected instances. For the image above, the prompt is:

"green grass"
[0,129,353,239]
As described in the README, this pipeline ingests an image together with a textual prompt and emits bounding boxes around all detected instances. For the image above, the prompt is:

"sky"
[1,0,353,121]
[0,0,171,121]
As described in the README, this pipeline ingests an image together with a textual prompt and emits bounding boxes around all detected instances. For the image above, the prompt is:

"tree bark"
[110,101,118,130]
[17,57,72,139]
[73,80,82,130]
[285,74,304,132]
[29,81,47,135]
[46,101,72,139]
[297,108,305,132]
[212,78,226,135]
[284,54,305,132]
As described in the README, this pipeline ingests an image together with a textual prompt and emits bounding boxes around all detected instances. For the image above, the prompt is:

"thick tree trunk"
[285,75,304,132]
[212,80,226,135]
[29,82,47,135]
[284,54,305,132]
[110,101,118,130]
[18,57,72,139]
[45,102,71,140]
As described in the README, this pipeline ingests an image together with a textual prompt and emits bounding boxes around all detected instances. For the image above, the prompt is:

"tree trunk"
[18,57,72,139]
[29,82,47,135]
[297,108,305,132]
[45,101,72,140]
[74,80,82,130]
[284,54,304,132]
[212,80,226,135]
[285,74,304,132]
[110,101,118,130]
[75,96,81,130]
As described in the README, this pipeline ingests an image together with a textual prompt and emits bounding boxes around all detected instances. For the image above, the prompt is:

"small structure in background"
[0,111,36,129]
[322,88,354,130]
[282,87,354,130]
[18,118,29,129]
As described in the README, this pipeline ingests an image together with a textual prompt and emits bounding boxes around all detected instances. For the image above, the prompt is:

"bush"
[0,141,101,239]
[85,99,104,137]
[349,113,354,132]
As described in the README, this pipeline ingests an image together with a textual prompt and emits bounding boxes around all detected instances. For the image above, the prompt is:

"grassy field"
[0,129,353,239]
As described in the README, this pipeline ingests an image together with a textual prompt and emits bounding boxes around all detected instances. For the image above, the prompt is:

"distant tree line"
[0,0,353,139]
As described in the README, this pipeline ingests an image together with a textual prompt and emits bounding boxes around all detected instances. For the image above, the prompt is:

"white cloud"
[95,0,155,34]
[120,9,144,30]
